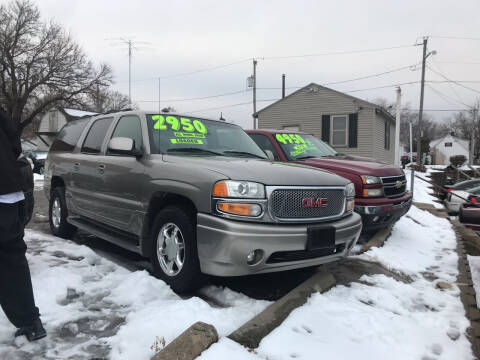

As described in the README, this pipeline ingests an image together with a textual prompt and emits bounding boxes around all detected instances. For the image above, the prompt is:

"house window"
[384,120,390,150]
[331,115,348,146]
[445,142,452,147]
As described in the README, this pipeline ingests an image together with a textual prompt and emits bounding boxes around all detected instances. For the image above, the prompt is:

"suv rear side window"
[81,117,113,154]
[50,118,90,152]
[109,115,143,152]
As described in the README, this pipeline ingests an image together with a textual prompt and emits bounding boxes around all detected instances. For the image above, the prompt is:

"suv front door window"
[100,115,146,229]
[109,115,143,153]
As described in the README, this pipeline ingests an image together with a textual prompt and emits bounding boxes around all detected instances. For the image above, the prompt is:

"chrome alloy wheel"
[156,222,185,276]
[52,198,61,229]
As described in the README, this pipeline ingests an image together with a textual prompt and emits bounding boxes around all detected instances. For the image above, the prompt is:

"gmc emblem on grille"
[302,198,328,208]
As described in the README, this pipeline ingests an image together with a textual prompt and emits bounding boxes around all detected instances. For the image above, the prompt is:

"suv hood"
[163,155,349,187]
[297,155,404,177]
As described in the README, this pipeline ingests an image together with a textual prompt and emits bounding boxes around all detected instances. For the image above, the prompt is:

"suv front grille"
[269,188,345,220]
[381,175,407,197]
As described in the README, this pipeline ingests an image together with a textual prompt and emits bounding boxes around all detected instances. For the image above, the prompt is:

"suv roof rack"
[101,107,135,115]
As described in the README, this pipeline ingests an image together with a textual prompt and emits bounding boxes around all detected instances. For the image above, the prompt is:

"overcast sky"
[34,0,480,128]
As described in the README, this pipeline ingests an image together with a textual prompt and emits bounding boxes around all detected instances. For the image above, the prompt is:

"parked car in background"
[459,196,480,232]
[400,154,417,168]
[446,185,480,214]
[45,111,362,292]
[24,150,48,174]
[247,129,412,232]
[439,179,480,200]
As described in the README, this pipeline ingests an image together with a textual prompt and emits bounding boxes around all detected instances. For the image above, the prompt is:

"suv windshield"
[274,133,337,160]
[147,114,267,159]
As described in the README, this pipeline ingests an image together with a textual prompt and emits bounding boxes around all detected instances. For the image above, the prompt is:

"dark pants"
[0,202,39,328]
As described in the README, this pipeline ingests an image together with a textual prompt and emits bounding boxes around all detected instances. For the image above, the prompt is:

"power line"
[260,44,416,60]
[120,58,251,84]
[118,44,417,83]
[323,64,419,86]
[136,89,250,103]
[429,35,480,41]
[187,99,277,114]
[427,65,480,95]
[436,61,480,65]
[430,59,466,105]
[345,81,420,93]
[427,84,469,108]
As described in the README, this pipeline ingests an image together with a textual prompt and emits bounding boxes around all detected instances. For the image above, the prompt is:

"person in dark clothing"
[0,107,46,341]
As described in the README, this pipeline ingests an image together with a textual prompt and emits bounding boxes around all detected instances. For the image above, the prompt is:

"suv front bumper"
[355,194,412,231]
[196,212,362,277]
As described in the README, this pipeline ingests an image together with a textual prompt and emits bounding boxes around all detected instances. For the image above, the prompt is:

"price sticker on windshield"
[170,138,204,145]
[275,133,305,145]
[152,115,208,134]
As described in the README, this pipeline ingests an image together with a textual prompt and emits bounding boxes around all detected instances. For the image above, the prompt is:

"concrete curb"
[359,224,393,254]
[421,207,480,358]
[449,220,480,359]
[228,269,336,349]
[151,322,218,360]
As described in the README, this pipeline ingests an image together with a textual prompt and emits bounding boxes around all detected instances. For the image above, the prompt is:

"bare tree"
[0,0,112,134]
[85,87,132,113]
[372,98,436,152]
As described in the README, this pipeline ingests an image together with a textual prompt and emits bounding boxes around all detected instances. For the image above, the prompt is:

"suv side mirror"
[264,150,275,161]
[108,137,142,157]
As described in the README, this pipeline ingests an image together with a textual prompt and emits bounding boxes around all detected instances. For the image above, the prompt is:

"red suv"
[247,129,412,232]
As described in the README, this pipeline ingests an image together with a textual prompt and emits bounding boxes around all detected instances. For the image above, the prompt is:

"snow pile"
[468,255,480,307]
[200,206,473,360]
[0,231,270,360]
[405,168,443,209]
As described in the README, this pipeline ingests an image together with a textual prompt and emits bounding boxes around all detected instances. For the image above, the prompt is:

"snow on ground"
[34,174,44,190]
[405,168,444,209]
[0,230,270,360]
[200,206,474,360]
[468,255,480,308]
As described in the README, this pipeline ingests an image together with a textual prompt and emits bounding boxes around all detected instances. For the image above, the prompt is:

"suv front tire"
[150,205,204,293]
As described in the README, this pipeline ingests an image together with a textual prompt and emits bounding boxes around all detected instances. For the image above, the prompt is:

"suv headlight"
[212,180,265,199]
[345,182,355,213]
[360,175,382,185]
[345,182,355,198]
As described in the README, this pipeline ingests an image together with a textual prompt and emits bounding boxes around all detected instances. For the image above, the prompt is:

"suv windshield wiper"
[222,150,266,159]
[166,148,224,156]
[296,155,318,160]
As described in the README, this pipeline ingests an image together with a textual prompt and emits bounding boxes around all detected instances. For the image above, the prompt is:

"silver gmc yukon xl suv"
[44,111,362,292]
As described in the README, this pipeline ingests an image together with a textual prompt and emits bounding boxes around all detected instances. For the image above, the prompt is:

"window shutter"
[348,113,358,148]
[321,115,330,143]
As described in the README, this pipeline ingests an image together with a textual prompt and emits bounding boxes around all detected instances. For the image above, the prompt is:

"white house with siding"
[37,108,96,146]
[256,83,396,164]
[429,134,470,165]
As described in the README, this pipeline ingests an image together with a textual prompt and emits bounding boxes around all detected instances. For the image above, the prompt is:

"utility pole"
[158,77,161,114]
[471,107,477,165]
[417,37,428,167]
[106,37,151,105]
[253,59,257,129]
[128,39,132,104]
[410,121,414,193]
[394,86,402,166]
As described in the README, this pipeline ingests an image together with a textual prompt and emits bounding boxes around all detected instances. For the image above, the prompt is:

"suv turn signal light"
[217,202,262,217]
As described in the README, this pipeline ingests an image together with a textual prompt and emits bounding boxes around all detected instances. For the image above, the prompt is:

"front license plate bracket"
[306,227,336,251]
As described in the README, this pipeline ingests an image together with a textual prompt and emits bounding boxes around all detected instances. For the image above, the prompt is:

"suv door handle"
[73,163,80,171]
[97,164,106,173]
